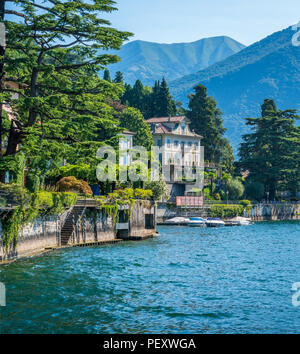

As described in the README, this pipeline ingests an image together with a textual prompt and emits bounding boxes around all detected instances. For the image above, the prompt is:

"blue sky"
[106,0,300,45]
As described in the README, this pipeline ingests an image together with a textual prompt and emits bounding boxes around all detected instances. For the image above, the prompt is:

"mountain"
[169,26,300,152]
[108,37,245,86]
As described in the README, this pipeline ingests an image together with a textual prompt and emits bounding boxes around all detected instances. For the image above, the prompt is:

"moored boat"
[164,217,190,225]
[188,217,206,227]
[227,216,252,226]
[205,217,225,227]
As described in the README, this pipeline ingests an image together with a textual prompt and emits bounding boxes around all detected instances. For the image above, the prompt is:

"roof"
[121,130,136,136]
[146,116,186,124]
[152,122,202,138]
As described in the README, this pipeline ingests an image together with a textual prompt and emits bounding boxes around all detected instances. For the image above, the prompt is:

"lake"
[1,221,300,334]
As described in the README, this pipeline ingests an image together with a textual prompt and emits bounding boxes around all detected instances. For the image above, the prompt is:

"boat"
[226,216,252,226]
[205,217,225,227]
[164,217,190,225]
[188,217,207,227]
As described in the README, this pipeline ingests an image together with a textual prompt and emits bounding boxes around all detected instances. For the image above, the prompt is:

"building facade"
[147,116,203,200]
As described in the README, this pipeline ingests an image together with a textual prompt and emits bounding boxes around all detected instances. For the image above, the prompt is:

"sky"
[106,0,300,46]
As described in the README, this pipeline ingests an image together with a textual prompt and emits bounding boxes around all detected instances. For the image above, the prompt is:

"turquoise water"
[1,221,300,334]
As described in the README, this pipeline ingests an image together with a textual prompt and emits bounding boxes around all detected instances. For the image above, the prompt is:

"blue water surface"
[0,221,300,334]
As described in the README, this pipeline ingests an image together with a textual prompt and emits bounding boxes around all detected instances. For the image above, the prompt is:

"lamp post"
[267,192,269,204]
[226,190,229,205]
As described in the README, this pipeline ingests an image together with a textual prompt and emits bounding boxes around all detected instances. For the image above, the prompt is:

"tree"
[155,78,176,117]
[238,99,300,200]
[186,84,233,165]
[103,69,112,82]
[113,71,124,84]
[0,0,132,182]
[119,108,153,150]
[227,178,245,200]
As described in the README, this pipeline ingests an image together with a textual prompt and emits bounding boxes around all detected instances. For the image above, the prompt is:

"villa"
[147,116,203,201]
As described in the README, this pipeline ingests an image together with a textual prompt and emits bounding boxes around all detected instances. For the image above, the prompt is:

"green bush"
[0,183,30,205]
[239,199,251,207]
[209,204,244,218]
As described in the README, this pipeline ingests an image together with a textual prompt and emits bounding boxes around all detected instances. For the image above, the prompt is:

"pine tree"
[113,71,124,84]
[186,84,232,164]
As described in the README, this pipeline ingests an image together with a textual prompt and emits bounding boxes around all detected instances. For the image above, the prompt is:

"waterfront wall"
[157,202,300,223]
[0,200,156,263]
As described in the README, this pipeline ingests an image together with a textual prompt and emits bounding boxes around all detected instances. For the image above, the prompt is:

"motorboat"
[227,216,252,226]
[188,217,207,227]
[205,217,225,227]
[164,217,190,225]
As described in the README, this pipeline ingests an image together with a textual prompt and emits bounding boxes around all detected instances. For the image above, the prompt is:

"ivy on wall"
[1,191,78,251]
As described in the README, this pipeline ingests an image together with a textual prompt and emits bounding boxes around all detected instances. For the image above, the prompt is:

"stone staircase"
[60,203,86,245]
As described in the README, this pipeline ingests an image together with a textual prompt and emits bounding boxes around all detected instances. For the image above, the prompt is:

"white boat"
[205,217,225,227]
[164,217,190,225]
[228,216,252,226]
[188,217,207,227]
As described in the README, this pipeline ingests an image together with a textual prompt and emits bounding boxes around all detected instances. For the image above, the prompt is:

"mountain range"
[108,36,245,86]
[169,26,300,151]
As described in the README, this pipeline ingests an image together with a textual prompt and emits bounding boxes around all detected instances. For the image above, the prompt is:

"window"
[174,140,179,147]
[167,139,171,148]
[181,141,185,148]
[194,142,198,150]
[188,142,192,148]
[157,139,162,147]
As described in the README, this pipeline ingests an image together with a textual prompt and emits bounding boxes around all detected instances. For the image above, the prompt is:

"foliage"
[209,205,247,218]
[0,183,30,205]
[227,178,245,200]
[186,84,234,166]
[144,175,169,201]
[239,200,252,207]
[121,78,178,118]
[47,164,96,184]
[1,0,132,184]
[56,177,92,196]
[238,99,300,199]
[119,108,153,150]
[1,191,77,251]
[245,181,265,201]
[134,189,153,200]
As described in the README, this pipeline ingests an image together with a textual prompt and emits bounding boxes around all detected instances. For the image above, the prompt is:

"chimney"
[168,115,171,122]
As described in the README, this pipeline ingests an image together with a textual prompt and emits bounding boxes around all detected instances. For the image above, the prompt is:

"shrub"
[134,188,153,200]
[56,176,92,196]
[210,205,244,218]
[144,175,169,201]
[239,199,251,207]
[0,183,30,205]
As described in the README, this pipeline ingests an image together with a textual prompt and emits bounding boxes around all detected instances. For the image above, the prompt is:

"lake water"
[1,221,300,334]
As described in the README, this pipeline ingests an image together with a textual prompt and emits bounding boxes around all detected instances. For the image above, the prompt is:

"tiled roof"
[146,116,186,123]
[152,122,202,138]
[153,123,172,134]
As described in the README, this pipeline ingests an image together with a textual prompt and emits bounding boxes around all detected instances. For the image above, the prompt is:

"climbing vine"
[0,191,78,251]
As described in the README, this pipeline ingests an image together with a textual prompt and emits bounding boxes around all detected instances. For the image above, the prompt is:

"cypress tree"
[103,69,111,82]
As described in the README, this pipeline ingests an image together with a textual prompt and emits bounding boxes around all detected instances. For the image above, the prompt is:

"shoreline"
[0,233,158,266]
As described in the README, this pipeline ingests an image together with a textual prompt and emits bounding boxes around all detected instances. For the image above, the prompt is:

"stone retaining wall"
[0,201,156,263]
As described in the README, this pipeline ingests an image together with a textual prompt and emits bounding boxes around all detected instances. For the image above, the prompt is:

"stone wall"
[0,214,60,262]
[129,201,156,238]
[0,201,157,263]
